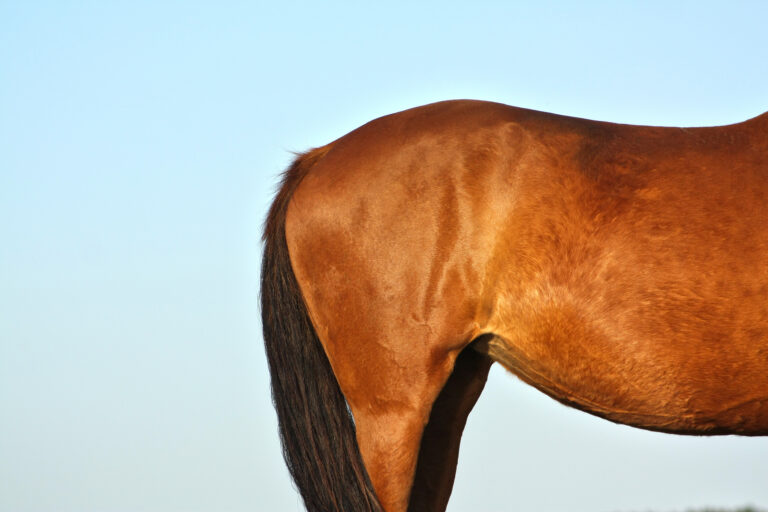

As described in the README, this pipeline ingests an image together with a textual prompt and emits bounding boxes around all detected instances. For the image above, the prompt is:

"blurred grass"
[688,508,766,512]
[685,508,765,512]
[620,507,766,512]
[682,508,765,512]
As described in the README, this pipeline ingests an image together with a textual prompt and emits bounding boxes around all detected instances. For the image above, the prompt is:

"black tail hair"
[261,149,383,511]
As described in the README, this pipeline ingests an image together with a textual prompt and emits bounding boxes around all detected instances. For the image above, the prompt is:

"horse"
[261,100,768,512]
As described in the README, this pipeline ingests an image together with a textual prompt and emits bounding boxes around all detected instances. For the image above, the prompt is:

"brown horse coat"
[263,100,768,511]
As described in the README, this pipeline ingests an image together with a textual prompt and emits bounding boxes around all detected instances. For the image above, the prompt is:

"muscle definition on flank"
[262,100,768,512]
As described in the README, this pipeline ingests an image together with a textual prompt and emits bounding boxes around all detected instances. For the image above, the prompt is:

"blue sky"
[1,2,767,511]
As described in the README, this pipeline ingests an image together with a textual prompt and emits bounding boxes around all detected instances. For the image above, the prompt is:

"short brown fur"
[266,100,768,511]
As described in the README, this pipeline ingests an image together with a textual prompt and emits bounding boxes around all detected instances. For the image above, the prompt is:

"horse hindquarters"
[283,140,495,510]
[268,100,768,511]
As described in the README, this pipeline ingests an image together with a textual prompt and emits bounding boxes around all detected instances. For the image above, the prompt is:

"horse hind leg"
[330,331,479,512]
[281,148,493,510]
[284,236,488,508]
[408,339,493,512]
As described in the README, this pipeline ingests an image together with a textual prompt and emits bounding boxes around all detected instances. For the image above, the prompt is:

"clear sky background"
[2,2,767,511]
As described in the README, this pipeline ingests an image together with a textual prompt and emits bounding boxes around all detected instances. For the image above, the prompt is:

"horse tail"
[261,148,383,512]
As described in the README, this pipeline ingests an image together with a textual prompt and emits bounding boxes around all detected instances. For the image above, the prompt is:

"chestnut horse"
[261,100,768,512]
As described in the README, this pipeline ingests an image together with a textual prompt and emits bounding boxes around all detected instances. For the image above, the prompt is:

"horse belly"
[480,233,768,435]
